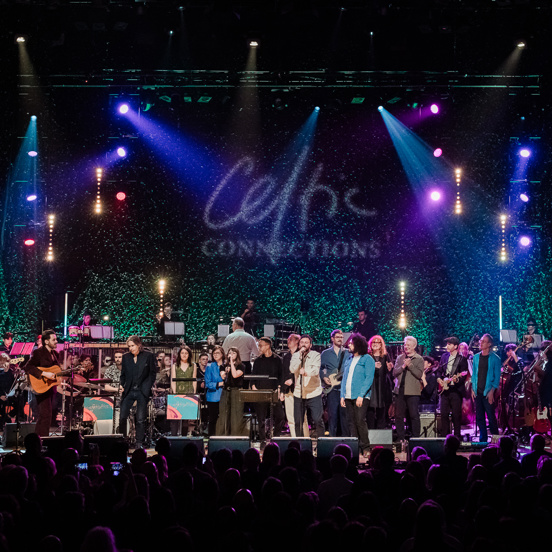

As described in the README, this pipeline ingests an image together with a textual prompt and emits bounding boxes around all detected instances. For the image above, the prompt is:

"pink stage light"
[519,236,531,247]
[430,191,441,201]
[116,192,126,201]
[433,148,443,157]
[24,239,35,246]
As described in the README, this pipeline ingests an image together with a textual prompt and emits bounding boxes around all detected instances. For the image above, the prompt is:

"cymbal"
[89,378,113,384]
[73,381,102,390]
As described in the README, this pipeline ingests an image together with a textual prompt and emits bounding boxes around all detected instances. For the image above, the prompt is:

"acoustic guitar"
[28,365,76,394]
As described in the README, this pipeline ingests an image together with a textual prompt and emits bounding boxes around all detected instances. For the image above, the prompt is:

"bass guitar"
[438,371,468,394]
[28,365,77,395]
[1,357,25,365]
[323,372,343,395]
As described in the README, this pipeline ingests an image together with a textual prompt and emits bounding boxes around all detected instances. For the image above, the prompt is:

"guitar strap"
[336,349,346,377]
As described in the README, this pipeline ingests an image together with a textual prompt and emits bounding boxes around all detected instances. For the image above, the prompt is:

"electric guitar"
[28,365,77,395]
[323,372,343,395]
[533,392,551,434]
[438,371,468,394]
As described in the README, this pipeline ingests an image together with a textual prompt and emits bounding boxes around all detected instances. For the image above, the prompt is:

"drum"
[68,326,80,337]
[153,393,167,416]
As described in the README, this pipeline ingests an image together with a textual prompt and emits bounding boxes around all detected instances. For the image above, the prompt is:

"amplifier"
[420,412,440,438]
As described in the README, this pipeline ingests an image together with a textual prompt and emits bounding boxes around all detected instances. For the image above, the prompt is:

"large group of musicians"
[1,304,551,454]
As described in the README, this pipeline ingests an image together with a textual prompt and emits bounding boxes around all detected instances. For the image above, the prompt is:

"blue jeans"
[294,395,324,438]
[326,388,350,437]
[475,392,498,442]
[120,388,149,445]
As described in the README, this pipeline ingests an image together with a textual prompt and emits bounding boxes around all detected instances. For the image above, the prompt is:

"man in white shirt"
[222,317,259,376]
[290,335,324,438]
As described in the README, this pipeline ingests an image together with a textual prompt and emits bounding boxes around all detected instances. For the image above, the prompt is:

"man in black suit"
[119,336,157,448]
[437,337,468,438]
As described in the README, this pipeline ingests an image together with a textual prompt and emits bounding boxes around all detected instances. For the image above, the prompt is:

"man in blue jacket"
[340,334,375,456]
[471,333,500,442]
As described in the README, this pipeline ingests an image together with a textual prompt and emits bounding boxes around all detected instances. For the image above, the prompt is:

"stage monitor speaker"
[368,429,393,447]
[316,437,359,460]
[165,436,205,462]
[2,423,35,447]
[271,437,313,454]
[208,436,250,455]
[408,438,445,461]
[84,434,126,464]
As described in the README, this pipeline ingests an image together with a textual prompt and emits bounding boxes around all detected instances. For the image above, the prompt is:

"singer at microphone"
[392,335,424,443]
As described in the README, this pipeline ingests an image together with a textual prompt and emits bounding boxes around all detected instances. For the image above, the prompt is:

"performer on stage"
[171,346,197,394]
[367,335,393,430]
[204,346,226,436]
[436,337,469,438]
[105,350,124,392]
[251,338,285,442]
[535,341,552,413]
[420,356,438,407]
[281,334,309,438]
[119,336,156,448]
[23,330,59,437]
[241,298,260,336]
[290,335,324,438]
[340,333,375,457]
[471,333,500,442]
[0,353,15,430]
[217,347,247,436]
[320,329,349,437]
[222,317,259,376]
[352,309,376,341]
[0,332,13,354]
[156,302,180,338]
[393,336,424,442]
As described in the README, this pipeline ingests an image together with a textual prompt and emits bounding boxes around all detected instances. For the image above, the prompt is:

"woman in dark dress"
[216,347,247,436]
[367,335,393,429]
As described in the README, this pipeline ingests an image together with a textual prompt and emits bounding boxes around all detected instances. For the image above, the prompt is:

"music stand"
[500,329,517,344]
[90,325,114,340]
[164,322,185,336]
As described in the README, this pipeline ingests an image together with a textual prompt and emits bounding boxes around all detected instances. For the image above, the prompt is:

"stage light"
[169,30,174,36]
[430,104,439,114]
[500,214,507,262]
[433,148,443,157]
[116,192,126,201]
[249,41,258,47]
[15,36,26,44]
[314,106,320,112]
[399,281,406,329]
[26,194,37,202]
[519,236,531,247]
[455,168,462,214]
[24,239,35,246]
[103,315,109,321]
[520,193,529,202]
[46,214,54,261]
[378,106,384,112]
[519,148,531,158]
[28,150,37,157]
[517,41,526,48]
[430,190,441,201]
[31,115,37,121]
[117,147,127,158]
[95,167,103,214]
[118,104,129,115]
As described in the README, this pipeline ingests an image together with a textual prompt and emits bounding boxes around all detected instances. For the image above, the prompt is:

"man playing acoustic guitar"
[437,337,469,438]
[23,330,59,436]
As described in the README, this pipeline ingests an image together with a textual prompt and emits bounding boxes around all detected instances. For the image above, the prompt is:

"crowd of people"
[1,430,552,552]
